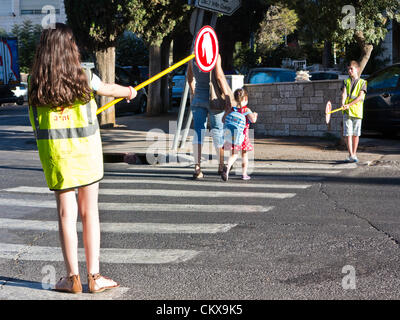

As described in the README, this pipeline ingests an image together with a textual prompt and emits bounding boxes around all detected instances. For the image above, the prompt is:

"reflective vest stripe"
[31,101,98,140]
[34,122,98,140]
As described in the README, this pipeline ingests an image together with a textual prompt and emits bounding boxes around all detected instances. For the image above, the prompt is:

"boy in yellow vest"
[341,60,367,163]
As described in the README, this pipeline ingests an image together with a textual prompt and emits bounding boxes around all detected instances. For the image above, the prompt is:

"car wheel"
[17,97,24,105]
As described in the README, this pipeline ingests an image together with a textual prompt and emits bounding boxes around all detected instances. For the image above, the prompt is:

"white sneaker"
[351,156,359,163]
[345,156,353,163]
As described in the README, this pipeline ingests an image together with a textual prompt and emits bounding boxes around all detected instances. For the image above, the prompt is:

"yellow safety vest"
[343,78,367,119]
[28,82,103,191]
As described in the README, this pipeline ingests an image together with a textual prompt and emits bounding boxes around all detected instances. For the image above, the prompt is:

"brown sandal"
[87,273,120,293]
[54,274,82,294]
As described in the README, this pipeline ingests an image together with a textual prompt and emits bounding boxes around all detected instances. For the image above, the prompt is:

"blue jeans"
[191,106,224,148]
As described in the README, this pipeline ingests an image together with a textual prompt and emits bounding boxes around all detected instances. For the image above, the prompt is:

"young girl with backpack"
[28,23,136,293]
[221,88,258,181]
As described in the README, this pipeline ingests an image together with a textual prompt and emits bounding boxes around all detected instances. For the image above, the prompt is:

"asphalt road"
[1,104,400,304]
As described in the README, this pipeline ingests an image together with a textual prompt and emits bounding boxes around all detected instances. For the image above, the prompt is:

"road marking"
[0,281,130,300]
[0,198,274,213]
[0,218,237,234]
[3,186,296,199]
[118,162,356,170]
[124,166,343,175]
[101,179,312,189]
[0,243,199,264]
[105,171,326,180]
[0,283,130,300]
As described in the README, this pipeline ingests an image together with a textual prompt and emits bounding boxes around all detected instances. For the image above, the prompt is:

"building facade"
[0,0,66,33]
[380,20,400,66]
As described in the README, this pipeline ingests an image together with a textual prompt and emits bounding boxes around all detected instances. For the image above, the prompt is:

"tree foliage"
[126,1,191,115]
[10,20,42,73]
[116,32,149,67]
[216,0,271,71]
[256,3,298,54]
[285,0,400,73]
[64,0,145,125]
[128,0,191,47]
[64,0,144,51]
[331,0,400,47]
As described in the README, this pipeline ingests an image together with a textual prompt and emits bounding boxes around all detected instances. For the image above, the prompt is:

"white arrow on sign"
[194,0,241,16]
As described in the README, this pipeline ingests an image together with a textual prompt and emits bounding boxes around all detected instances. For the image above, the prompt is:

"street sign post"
[194,0,241,16]
[174,0,243,150]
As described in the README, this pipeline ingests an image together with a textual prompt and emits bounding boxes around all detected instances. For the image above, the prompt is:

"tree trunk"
[95,47,116,127]
[147,44,162,116]
[160,38,171,114]
[354,31,373,76]
[322,41,333,69]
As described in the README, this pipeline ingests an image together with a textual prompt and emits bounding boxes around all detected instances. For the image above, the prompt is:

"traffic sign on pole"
[194,0,241,16]
[194,25,219,72]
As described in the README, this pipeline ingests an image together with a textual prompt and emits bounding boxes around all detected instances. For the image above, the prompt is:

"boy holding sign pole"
[340,60,367,163]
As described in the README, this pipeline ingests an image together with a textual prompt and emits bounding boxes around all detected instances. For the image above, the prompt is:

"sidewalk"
[100,110,400,167]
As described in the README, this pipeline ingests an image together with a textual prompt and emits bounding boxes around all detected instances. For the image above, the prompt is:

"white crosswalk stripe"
[0,243,199,264]
[0,218,237,234]
[124,163,356,171]
[3,186,297,199]
[0,162,351,299]
[107,171,326,180]
[0,198,273,213]
[101,178,312,189]
[0,162,348,268]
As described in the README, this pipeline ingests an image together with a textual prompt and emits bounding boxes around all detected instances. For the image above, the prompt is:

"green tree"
[128,1,191,116]
[64,0,144,126]
[116,32,149,67]
[286,0,400,74]
[0,28,10,36]
[256,3,298,55]
[216,0,271,72]
[10,20,42,74]
[333,0,400,74]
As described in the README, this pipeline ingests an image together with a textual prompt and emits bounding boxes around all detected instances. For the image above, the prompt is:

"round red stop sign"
[194,25,219,73]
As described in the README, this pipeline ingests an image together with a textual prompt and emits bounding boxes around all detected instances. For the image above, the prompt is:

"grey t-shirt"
[191,61,210,109]
[90,73,102,91]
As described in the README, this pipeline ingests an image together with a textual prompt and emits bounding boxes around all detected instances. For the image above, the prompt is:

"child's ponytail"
[233,88,248,108]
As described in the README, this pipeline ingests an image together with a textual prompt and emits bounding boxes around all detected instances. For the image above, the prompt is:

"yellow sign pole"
[96,54,196,115]
[327,106,344,114]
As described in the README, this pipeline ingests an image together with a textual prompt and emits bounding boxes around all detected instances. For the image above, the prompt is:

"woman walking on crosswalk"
[28,23,137,293]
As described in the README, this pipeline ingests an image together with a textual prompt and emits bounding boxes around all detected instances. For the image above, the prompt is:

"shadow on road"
[0,276,48,291]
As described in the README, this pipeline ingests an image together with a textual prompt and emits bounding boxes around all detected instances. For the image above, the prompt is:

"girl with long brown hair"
[29,23,136,294]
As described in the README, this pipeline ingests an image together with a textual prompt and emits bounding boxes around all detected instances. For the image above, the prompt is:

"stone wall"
[244,79,343,138]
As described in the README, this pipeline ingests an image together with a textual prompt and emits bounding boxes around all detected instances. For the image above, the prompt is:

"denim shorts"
[343,114,362,137]
[191,106,224,148]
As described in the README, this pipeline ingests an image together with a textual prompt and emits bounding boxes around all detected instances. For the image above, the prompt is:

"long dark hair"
[29,23,92,107]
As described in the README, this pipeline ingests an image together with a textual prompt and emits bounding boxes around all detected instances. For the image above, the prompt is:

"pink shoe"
[242,175,251,180]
